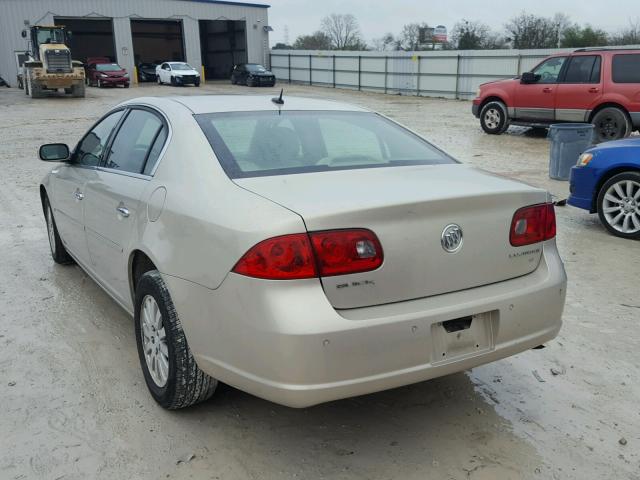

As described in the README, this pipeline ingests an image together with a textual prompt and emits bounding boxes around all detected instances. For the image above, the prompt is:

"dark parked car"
[86,62,130,88]
[137,63,158,82]
[231,63,276,87]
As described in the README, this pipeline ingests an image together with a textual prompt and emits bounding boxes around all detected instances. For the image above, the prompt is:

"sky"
[245,0,640,46]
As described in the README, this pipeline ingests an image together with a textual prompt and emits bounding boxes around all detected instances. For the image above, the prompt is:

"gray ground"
[0,82,638,480]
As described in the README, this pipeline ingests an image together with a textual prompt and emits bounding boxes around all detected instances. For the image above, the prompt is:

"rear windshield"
[612,54,640,83]
[195,110,455,178]
[96,63,121,71]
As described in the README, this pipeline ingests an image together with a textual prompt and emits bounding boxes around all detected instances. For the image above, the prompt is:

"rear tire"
[72,82,85,98]
[591,107,631,143]
[135,270,218,409]
[596,171,640,240]
[44,197,74,264]
[480,101,509,134]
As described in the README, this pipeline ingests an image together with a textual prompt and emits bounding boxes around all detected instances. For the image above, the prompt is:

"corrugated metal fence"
[268,48,582,99]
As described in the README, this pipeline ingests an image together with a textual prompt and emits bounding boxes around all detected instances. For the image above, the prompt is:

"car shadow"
[175,372,539,477]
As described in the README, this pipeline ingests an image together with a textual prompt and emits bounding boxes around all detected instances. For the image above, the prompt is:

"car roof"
[121,95,370,114]
[167,61,189,65]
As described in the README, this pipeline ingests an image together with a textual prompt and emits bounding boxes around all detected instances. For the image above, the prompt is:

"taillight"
[232,229,383,280]
[232,234,317,280]
[510,203,556,247]
[310,229,383,277]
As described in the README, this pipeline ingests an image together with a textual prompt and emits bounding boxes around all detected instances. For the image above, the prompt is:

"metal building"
[0,0,271,87]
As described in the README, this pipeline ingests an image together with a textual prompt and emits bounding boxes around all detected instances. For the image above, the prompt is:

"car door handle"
[588,87,600,93]
[542,87,553,93]
[116,206,130,218]
[74,190,84,201]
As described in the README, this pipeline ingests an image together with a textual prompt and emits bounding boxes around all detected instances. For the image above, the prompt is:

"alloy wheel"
[141,295,169,387]
[602,179,640,234]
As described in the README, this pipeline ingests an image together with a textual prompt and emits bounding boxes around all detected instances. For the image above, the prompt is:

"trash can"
[547,123,595,180]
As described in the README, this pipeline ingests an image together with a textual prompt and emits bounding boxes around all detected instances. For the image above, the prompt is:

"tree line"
[273,12,640,51]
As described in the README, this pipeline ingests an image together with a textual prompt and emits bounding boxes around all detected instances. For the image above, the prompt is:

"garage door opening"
[199,20,247,79]
[131,19,185,66]
[53,17,116,64]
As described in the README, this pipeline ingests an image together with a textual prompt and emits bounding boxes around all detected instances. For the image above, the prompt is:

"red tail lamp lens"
[233,229,384,279]
[232,233,317,280]
[510,203,556,247]
[310,229,383,276]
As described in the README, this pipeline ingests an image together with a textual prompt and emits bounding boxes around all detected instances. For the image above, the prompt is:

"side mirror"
[39,143,70,162]
[521,72,540,84]
[21,30,27,38]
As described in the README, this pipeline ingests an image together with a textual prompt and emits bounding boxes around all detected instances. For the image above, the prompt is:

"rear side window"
[103,109,165,174]
[563,55,601,83]
[143,126,168,175]
[612,54,640,83]
[195,111,454,179]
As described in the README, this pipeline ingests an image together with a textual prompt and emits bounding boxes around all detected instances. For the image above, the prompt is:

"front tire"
[135,270,218,409]
[597,171,640,239]
[44,197,73,264]
[591,107,631,143]
[480,101,509,134]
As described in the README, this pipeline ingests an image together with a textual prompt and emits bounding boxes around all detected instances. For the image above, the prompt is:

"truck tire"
[591,107,631,143]
[29,77,44,98]
[72,83,85,98]
[480,101,509,134]
[134,270,218,409]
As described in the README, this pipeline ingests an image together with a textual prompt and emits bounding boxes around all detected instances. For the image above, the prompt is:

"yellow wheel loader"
[21,25,85,98]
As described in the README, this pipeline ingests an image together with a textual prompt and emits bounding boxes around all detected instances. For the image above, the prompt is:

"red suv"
[473,49,640,142]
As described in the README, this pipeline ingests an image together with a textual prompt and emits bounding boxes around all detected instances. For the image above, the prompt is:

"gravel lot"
[1,81,638,480]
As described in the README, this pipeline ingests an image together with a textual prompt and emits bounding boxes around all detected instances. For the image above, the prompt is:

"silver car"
[39,95,567,408]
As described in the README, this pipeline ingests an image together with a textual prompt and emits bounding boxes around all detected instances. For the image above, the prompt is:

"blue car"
[568,138,640,239]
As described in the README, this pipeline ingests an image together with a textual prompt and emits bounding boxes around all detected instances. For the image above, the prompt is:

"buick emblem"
[441,224,463,253]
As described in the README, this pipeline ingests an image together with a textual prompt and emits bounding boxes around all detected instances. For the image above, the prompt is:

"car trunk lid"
[235,164,549,309]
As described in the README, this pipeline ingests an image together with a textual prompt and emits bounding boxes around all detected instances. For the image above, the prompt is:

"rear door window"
[612,54,640,83]
[103,109,165,174]
[562,55,601,83]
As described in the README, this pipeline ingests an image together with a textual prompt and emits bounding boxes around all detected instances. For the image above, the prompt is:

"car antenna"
[271,88,284,106]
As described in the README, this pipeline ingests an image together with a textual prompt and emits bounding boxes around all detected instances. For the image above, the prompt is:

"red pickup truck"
[472,49,640,142]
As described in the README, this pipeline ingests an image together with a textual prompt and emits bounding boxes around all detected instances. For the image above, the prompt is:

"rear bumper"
[164,241,566,408]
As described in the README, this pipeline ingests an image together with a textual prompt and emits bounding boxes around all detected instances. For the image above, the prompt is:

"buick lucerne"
[39,95,567,408]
